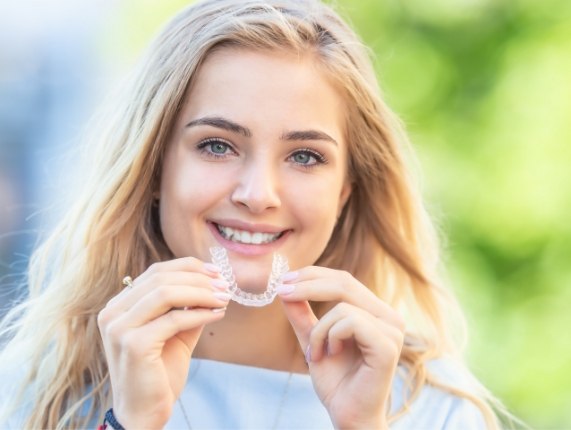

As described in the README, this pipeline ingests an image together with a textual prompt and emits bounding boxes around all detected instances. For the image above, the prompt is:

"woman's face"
[159,48,351,291]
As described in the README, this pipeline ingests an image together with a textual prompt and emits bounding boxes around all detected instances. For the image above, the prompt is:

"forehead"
[178,47,347,142]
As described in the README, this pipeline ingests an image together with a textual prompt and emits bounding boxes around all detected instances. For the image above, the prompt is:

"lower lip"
[207,222,290,256]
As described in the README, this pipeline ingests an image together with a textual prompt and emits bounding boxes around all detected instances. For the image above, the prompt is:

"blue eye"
[289,149,327,168]
[293,152,312,164]
[210,142,229,154]
[196,138,235,158]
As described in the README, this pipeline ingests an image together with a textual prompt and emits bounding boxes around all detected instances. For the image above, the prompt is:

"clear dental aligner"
[209,246,289,307]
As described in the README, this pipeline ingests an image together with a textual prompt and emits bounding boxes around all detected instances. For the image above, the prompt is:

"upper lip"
[209,219,288,234]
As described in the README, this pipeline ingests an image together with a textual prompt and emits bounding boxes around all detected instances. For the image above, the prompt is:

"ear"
[337,181,352,218]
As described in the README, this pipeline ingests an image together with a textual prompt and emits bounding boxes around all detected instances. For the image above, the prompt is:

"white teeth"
[241,231,252,243]
[217,225,281,244]
[251,232,263,244]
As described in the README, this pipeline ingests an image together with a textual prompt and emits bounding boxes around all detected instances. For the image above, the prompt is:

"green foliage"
[110,1,571,427]
[342,0,571,428]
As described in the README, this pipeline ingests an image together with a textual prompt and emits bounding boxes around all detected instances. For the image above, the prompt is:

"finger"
[328,315,404,368]
[139,257,222,282]
[340,319,403,369]
[278,267,403,327]
[118,307,227,358]
[307,302,364,362]
[119,285,232,328]
[114,256,222,303]
[278,267,379,309]
[111,271,229,314]
[308,303,398,363]
[279,299,318,359]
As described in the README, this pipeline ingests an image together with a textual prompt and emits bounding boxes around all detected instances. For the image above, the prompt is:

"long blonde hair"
[1,0,505,428]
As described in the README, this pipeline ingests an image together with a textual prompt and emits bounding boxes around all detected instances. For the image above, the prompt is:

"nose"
[231,158,281,213]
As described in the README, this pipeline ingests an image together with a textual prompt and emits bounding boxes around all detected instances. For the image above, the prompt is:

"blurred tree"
[342,1,571,428]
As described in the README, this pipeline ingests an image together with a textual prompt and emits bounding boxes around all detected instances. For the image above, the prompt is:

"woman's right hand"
[97,257,231,429]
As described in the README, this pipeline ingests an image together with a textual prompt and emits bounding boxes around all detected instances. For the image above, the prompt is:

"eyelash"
[196,138,236,159]
[195,138,328,168]
[288,148,328,169]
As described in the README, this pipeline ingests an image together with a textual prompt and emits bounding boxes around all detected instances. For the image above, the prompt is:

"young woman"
[0,0,508,428]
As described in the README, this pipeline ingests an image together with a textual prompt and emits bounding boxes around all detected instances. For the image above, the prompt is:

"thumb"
[280,299,317,353]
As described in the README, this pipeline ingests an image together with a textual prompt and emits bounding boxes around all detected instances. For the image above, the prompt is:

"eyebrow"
[185,116,252,137]
[185,115,338,146]
[280,130,338,146]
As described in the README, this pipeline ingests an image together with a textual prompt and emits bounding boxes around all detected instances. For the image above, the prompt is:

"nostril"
[230,182,281,212]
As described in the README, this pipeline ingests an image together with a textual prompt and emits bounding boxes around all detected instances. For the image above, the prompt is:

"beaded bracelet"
[97,408,126,430]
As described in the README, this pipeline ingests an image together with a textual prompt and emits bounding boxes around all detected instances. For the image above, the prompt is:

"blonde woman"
[0,0,510,428]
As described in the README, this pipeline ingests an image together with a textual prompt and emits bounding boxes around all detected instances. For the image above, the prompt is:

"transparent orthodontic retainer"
[209,246,289,307]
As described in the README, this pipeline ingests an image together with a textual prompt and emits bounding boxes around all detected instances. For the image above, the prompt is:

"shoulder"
[390,358,489,430]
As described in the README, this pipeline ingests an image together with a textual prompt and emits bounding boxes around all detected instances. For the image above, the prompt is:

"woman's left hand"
[279,267,405,429]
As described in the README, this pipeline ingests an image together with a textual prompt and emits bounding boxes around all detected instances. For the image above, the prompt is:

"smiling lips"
[214,223,286,245]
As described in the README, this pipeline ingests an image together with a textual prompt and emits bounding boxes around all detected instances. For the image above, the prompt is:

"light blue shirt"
[165,358,487,429]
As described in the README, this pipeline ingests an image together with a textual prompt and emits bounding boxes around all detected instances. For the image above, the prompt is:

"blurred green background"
[103,0,571,428]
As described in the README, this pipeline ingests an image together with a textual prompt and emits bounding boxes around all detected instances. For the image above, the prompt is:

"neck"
[193,300,307,373]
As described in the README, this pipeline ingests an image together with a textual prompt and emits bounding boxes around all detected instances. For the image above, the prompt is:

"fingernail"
[204,263,222,273]
[211,278,230,290]
[213,292,232,301]
[212,306,227,313]
[281,271,299,282]
[276,283,296,295]
[304,344,311,363]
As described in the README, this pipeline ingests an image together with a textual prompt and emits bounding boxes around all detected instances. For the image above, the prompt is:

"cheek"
[161,149,230,209]
[285,175,344,235]
[158,152,234,255]
[160,172,229,222]
[291,170,344,204]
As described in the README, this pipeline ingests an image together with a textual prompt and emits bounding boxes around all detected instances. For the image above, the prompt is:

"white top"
[165,358,487,429]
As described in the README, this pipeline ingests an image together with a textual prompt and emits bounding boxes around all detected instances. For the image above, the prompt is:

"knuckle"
[105,320,123,342]
[341,270,356,288]
[344,314,358,328]
[147,262,163,275]
[148,271,166,286]
[97,308,110,328]
[394,313,406,332]
[334,283,346,301]
[185,256,200,266]
[333,301,351,315]
[391,322,406,345]
[383,342,398,361]
[395,330,405,348]
[336,270,354,298]
[341,270,353,282]
[153,285,173,303]
[308,326,322,344]
[389,337,404,358]
[381,323,405,350]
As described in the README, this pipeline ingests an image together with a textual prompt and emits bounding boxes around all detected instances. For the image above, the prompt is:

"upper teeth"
[217,225,282,244]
